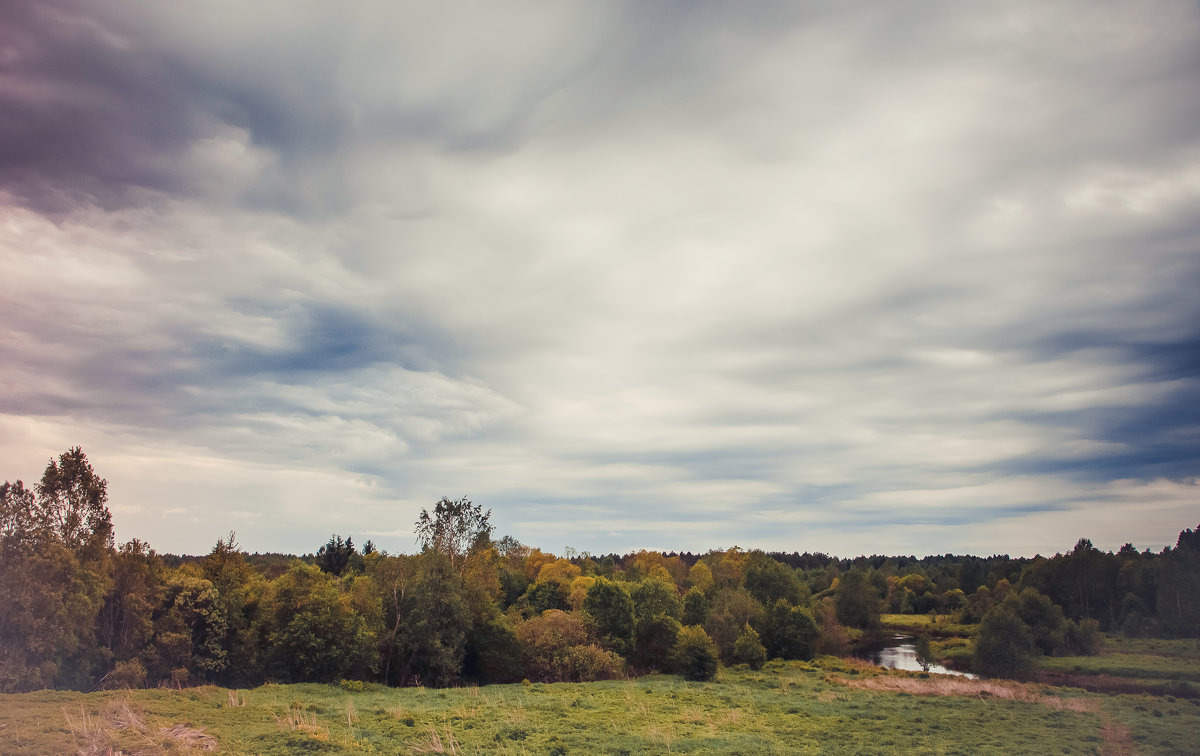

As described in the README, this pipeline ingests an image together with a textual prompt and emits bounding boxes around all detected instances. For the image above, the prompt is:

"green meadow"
[4,658,1198,755]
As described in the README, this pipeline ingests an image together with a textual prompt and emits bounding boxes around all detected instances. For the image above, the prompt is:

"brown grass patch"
[840,673,1100,713]
[63,699,217,755]
[158,723,217,751]
[1098,715,1135,756]
[411,724,459,754]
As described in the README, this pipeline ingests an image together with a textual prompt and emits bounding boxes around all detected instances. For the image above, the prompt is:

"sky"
[1,1,1198,558]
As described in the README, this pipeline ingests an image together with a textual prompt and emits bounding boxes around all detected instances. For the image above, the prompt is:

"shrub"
[761,600,818,661]
[973,604,1035,677]
[517,610,624,682]
[107,658,147,689]
[732,624,767,670]
[673,626,719,681]
[633,614,682,669]
[1067,618,1103,656]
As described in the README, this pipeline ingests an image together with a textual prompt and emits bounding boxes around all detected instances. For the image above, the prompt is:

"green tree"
[582,578,635,657]
[743,552,806,607]
[630,576,682,623]
[835,569,881,629]
[389,553,471,686]
[201,533,265,686]
[517,610,623,682]
[704,588,765,663]
[681,586,711,627]
[415,497,492,571]
[914,634,935,672]
[1157,525,1200,638]
[145,573,228,685]
[761,600,818,661]
[0,451,114,692]
[632,614,682,670]
[732,624,767,669]
[972,603,1036,677]
[36,447,113,557]
[672,626,719,681]
[95,539,163,685]
[316,534,357,576]
[260,562,375,683]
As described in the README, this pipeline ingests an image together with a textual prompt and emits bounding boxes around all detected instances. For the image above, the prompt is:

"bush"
[973,604,1036,677]
[633,614,681,669]
[673,626,719,681]
[732,624,767,669]
[517,610,624,682]
[1067,618,1103,656]
[761,600,818,661]
[107,658,147,689]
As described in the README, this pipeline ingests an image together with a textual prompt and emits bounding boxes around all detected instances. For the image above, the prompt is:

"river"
[854,634,977,678]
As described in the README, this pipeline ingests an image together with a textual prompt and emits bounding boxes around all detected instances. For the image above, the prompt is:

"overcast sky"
[2,1,1198,558]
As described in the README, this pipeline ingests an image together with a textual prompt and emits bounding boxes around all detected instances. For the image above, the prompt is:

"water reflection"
[856,634,977,679]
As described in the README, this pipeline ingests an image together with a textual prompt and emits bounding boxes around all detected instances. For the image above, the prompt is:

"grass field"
[3,658,1198,755]
[879,614,975,638]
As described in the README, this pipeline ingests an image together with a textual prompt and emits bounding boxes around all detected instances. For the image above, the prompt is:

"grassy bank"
[4,658,1198,754]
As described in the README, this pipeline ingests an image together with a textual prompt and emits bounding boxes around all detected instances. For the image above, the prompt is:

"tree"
[0,451,114,691]
[972,603,1035,677]
[732,624,767,669]
[517,610,623,682]
[743,552,806,607]
[914,634,935,672]
[704,588,765,663]
[582,578,635,657]
[761,600,818,661]
[632,614,682,670]
[672,626,719,681]
[260,562,375,683]
[415,497,492,570]
[36,447,113,556]
[835,569,881,629]
[316,534,357,576]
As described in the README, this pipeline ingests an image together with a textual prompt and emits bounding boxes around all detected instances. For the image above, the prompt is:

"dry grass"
[344,698,358,727]
[63,699,216,755]
[843,674,1032,700]
[226,690,245,708]
[842,672,1102,713]
[158,724,217,752]
[410,724,459,754]
[273,705,327,740]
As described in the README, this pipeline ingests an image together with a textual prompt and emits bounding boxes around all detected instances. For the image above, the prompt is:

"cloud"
[1,0,1198,556]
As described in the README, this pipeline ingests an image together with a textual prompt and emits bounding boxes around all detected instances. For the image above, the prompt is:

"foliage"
[414,496,492,570]
[732,624,767,669]
[835,569,881,629]
[705,588,765,663]
[914,634,935,672]
[672,625,720,681]
[315,534,359,576]
[517,610,623,682]
[973,603,1036,676]
[259,563,375,683]
[743,551,806,607]
[632,614,682,669]
[582,578,635,656]
[761,600,818,661]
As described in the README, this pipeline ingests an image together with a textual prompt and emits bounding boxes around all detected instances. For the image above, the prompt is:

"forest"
[3,447,1199,694]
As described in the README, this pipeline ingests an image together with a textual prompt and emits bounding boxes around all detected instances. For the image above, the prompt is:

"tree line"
[2,448,1198,692]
